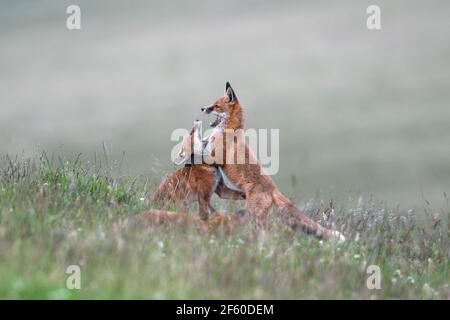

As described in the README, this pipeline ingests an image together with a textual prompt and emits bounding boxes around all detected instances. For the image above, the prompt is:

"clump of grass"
[0,153,448,299]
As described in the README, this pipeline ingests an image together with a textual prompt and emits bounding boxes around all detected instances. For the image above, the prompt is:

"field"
[0,155,448,299]
[0,1,449,299]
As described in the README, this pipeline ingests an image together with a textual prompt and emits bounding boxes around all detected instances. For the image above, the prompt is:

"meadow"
[0,154,448,299]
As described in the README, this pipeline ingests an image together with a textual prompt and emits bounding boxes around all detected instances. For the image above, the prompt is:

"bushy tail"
[272,190,345,242]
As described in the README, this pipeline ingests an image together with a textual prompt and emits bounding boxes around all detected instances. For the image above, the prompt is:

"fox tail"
[272,190,345,242]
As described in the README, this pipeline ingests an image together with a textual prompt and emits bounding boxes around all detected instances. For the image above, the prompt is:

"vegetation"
[0,153,448,299]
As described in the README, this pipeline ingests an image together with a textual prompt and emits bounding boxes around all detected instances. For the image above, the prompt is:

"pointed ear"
[224,82,237,104]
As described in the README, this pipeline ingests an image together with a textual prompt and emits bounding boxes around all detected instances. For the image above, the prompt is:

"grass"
[0,153,448,299]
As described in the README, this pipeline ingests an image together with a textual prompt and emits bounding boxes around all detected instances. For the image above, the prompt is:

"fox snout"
[201,105,214,114]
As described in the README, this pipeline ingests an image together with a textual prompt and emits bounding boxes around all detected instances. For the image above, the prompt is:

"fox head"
[173,120,203,165]
[201,82,243,129]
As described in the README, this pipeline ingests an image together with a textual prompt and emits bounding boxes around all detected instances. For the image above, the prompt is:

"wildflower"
[407,276,415,284]
[423,283,435,297]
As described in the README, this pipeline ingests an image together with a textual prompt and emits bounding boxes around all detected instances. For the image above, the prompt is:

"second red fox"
[152,120,244,220]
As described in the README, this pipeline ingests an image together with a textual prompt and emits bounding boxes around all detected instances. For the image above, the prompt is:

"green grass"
[0,153,448,299]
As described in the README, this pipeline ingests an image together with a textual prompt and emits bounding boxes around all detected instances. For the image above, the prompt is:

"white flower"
[407,276,415,284]
[423,283,434,296]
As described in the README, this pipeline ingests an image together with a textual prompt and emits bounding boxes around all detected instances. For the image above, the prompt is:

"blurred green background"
[1,0,449,207]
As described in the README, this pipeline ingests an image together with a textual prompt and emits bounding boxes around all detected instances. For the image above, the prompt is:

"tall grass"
[0,153,448,299]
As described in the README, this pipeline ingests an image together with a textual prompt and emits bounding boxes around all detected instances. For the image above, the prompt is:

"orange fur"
[201,83,345,241]
[153,122,244,220]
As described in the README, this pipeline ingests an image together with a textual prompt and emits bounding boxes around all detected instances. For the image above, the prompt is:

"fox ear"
[224,82,237,104]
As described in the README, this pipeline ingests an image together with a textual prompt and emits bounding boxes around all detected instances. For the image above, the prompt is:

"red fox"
[135,209,245,234]
[152,120,245,220]
[201,82,345,242]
